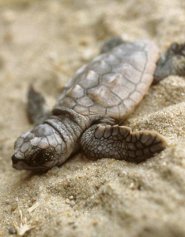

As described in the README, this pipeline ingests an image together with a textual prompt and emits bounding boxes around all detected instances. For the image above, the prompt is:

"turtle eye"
[31,150,52,166]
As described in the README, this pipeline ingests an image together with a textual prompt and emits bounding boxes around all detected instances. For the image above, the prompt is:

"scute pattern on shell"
[55,40,159,119]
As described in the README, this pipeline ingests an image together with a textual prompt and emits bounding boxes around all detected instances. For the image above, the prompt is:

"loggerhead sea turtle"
[12,37,185,172]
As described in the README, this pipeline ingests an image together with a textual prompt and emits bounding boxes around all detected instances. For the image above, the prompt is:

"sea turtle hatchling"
[12,37,185,172]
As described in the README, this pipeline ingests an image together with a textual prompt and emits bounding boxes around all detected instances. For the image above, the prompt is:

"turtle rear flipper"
[100,36,127,54]
[27,86,49,124]
[154,42,185,84]
[80,124,167,163]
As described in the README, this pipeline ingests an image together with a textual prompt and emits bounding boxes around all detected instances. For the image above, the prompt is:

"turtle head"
[12,123,63,172]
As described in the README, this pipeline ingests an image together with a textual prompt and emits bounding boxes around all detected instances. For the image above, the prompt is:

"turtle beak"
[12,154,25,170]
[12,154,49,172]
[12,154,18,164]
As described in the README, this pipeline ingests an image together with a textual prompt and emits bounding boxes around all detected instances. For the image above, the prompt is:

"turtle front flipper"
[154,42,185,84]
[80,124,167,163]
[27,86,49,124]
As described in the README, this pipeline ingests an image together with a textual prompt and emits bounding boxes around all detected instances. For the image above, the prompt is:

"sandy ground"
[0,0,185,236]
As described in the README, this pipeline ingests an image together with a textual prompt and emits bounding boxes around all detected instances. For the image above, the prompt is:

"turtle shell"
[54,40,159,120]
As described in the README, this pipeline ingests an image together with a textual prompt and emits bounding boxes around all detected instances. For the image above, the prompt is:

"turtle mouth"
[12,155,49,172]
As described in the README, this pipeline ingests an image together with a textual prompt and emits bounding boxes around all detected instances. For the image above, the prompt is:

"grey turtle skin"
[12,37,185,172]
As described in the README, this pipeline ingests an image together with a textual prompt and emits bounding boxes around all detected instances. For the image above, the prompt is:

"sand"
[0,0,185,236]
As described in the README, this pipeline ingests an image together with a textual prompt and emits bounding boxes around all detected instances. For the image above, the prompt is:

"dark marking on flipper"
[154,42,185,84]
[27,86,49,124]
